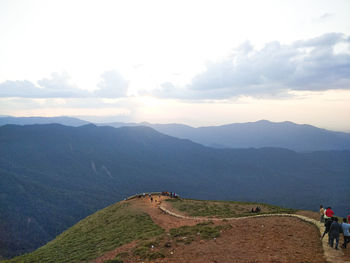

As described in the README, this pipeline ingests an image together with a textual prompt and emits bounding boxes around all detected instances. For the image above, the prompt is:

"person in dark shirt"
[341,218,350,249]
[322,217,334,244]
[329,217,341,249]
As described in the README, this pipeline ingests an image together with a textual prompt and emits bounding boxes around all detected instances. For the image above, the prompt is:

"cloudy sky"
[1,0,350,130]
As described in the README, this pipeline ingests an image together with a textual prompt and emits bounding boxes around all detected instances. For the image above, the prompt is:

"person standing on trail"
[319,205,325,222]
[322,217,333,242]
[325,207,334,218]
[329,217,341,250]
[341,218,350,248]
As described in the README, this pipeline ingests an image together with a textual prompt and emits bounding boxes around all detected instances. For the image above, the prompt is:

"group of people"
[250,206,261,213]
[320,205,350,250]
[161,191,179,198]
[135,191,180,203]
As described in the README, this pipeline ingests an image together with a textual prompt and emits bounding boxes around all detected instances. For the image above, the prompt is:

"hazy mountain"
[0,124,349,258]
[103,120,350,152]
[0,116,89,127]
[2,117,349,152]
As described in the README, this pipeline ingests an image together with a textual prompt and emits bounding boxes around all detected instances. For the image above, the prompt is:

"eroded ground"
[94,195,349,263]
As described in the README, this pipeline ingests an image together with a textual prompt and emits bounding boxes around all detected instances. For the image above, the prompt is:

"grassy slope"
[165,198,296,218]
[4,198,299,263]
[101,199,298,262]
[4,202,164,263]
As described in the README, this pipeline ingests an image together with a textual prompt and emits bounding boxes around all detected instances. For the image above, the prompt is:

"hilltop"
[5,194,349,263]
[0,123,349,259]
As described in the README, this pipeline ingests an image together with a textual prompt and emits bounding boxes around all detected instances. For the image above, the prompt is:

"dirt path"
[159,199,347,263]
[129,196,201,230]
[96,195,348,263]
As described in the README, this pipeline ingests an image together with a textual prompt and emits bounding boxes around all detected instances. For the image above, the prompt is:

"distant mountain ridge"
[101,120,350,152]
[1,116,350,152]
[0,116,89,127]
[0,123,349,259]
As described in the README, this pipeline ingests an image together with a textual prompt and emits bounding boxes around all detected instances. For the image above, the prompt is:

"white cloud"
[319,13,333,21]
[0,71,130,98]
[94,70,129,98]
[37,72,89,98]
[0,72,89,98]
[0,80,42,98]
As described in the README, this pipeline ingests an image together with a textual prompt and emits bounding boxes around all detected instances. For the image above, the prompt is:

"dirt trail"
[129,195,201,230]
[96,195,348,263]
[159,199,347,263]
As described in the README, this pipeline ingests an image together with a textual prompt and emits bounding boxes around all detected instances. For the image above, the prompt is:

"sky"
[0,0,350,131]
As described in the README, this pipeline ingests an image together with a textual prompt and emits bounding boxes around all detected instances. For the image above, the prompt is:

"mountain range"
[0,123,349,259]
[0,116,89,127]
[1,116,350,152]
[103,120,350,152]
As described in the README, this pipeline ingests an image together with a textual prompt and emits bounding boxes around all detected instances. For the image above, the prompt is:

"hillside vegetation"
[5,196,331,263]
[4,202,163,263]
[165,198,296,218]
[1,124,349,258]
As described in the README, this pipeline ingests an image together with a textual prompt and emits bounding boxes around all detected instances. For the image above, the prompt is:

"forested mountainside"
[1,124,349,258]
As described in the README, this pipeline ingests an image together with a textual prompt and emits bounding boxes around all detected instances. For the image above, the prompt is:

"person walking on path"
[325,207,335,218]
[322,217,333,243]
[341,218,350,248]
[319,205,325,223]
[329,217,341,250]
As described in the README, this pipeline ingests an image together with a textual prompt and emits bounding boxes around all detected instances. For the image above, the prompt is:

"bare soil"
[95,195,350,263]
[129,196,200,230]
[154,216,325,263]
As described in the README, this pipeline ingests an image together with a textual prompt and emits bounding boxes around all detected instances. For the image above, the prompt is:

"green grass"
[132,241,166,260]
[166,198,296,218]
[4,197,297,263]
[129,221,227,261]
[169,221,228,243]
[5,202,164,263]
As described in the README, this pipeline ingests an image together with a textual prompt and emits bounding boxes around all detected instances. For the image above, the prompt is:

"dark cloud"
[94,70,128,98]
[153,33,350,100]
